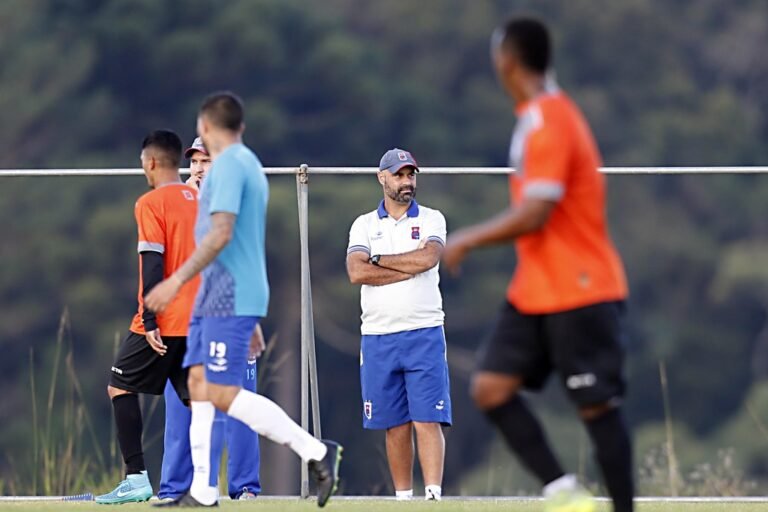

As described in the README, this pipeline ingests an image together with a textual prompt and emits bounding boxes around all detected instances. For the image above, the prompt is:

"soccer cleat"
[544,487,596,512]
[308,440,343,508]
[151,492,218,508]
[95,471,153,505]
[235,489,258,500]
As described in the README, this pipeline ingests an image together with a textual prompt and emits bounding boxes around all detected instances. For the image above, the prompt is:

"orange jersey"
[129,183,200,336]
[507,89,628,314]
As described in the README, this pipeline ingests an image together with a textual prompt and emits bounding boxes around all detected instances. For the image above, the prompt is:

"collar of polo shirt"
[377,199,420,219]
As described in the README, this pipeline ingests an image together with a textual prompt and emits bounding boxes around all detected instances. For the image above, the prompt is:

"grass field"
[0,499,767,512]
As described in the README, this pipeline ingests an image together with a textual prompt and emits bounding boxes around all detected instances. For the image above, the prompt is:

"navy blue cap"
[379,148,420,173]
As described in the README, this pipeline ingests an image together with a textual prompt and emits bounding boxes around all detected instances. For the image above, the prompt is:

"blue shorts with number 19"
[184,316,260,386]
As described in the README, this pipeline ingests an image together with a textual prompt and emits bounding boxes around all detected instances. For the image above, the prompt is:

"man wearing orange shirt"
[97,130,199,504]
[443,18,632,512]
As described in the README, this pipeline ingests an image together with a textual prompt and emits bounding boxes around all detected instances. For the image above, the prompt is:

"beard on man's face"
[385,183,416,203]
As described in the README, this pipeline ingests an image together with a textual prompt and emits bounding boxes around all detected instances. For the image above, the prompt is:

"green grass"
[0,499,767,512]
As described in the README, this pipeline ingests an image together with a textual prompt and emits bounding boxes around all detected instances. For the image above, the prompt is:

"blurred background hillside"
[1,0,768,497]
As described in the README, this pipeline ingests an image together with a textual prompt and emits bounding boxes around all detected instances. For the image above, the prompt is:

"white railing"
[1,166,767,177]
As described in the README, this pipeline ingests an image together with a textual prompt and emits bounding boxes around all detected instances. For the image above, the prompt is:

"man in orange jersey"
[443,18,632,512]
[97,130,199,504]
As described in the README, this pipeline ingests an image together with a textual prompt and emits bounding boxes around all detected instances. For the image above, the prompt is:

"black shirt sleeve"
[141,251,164,332]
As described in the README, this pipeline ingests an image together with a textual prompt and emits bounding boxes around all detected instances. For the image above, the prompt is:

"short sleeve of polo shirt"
[521,117,571,202]
[423,210,446,246]
[347,215,370,255]
[135,197,165,254]
[208,158,246,215]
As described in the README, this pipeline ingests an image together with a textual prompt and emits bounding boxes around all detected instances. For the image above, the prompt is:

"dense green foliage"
[0,0,767,497]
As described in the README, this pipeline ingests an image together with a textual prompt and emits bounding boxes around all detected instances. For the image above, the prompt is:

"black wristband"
[143,317,158,332]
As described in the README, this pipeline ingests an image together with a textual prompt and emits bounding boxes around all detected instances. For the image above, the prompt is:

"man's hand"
[145,328,167,356]
[442,230,474,276]
[186,176,201,191]
[248,324,266,361]
[145,275,183,313]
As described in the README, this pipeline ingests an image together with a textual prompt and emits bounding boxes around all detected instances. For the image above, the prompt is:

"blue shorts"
[184,316,260,386]
[360,326,452,429]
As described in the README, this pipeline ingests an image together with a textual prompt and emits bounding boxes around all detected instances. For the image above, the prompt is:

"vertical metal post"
[296,163,323,498]
[297,165,310,498]
[308,294,322,440]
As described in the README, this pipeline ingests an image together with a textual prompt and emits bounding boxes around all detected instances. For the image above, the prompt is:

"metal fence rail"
[1,166,768,177]
[4,165,767,497]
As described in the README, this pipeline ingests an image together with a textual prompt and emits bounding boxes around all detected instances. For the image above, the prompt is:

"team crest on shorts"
[411,226,420,240]
[364,400,373,420]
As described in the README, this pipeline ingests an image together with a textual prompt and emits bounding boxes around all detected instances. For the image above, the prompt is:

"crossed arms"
[346,241,443,286]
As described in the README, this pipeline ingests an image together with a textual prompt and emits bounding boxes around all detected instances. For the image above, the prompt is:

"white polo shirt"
[347,200,446,335]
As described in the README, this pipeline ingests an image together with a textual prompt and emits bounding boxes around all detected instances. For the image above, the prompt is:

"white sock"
[543,473,578,497]
[425,485,442,500]
[227,389,327,462]
[395,489,413,501]
[189,401,219,505]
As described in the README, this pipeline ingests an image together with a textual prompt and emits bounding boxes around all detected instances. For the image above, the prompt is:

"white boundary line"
[248,495,768,502]
[0,494,765,503]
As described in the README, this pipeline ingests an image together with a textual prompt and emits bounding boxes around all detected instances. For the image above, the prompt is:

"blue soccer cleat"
[95,471,153,505]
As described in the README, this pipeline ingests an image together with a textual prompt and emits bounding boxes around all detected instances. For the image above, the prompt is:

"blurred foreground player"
[97,130,199,504]
[146,92,341,507]
[443,18,633,512]
[159,137,262,501]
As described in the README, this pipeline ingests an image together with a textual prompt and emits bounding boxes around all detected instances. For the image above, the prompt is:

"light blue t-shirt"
[193,143,270,317]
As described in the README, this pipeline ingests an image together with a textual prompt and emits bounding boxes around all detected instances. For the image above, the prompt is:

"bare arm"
[443,199,555,274]
[174,212,235,284]
[346,251,413,286]
[377,241,443,275]
[145,212,235,313]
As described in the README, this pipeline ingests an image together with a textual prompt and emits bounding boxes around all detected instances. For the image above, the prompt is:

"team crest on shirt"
[364,400,373,420]
[411,226,420,240]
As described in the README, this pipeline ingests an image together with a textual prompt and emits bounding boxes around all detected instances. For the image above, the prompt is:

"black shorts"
[477,300,627,406]
[109,331,189,402]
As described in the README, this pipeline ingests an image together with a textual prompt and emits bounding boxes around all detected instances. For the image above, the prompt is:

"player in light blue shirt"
[193,141,269,318]
[146,92,341,508]
[159,139,261,502]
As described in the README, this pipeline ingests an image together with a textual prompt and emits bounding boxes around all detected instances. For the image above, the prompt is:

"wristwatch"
[369,254,381,266]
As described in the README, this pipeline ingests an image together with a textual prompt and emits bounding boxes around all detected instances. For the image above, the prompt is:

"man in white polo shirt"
[346,148,451,501]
